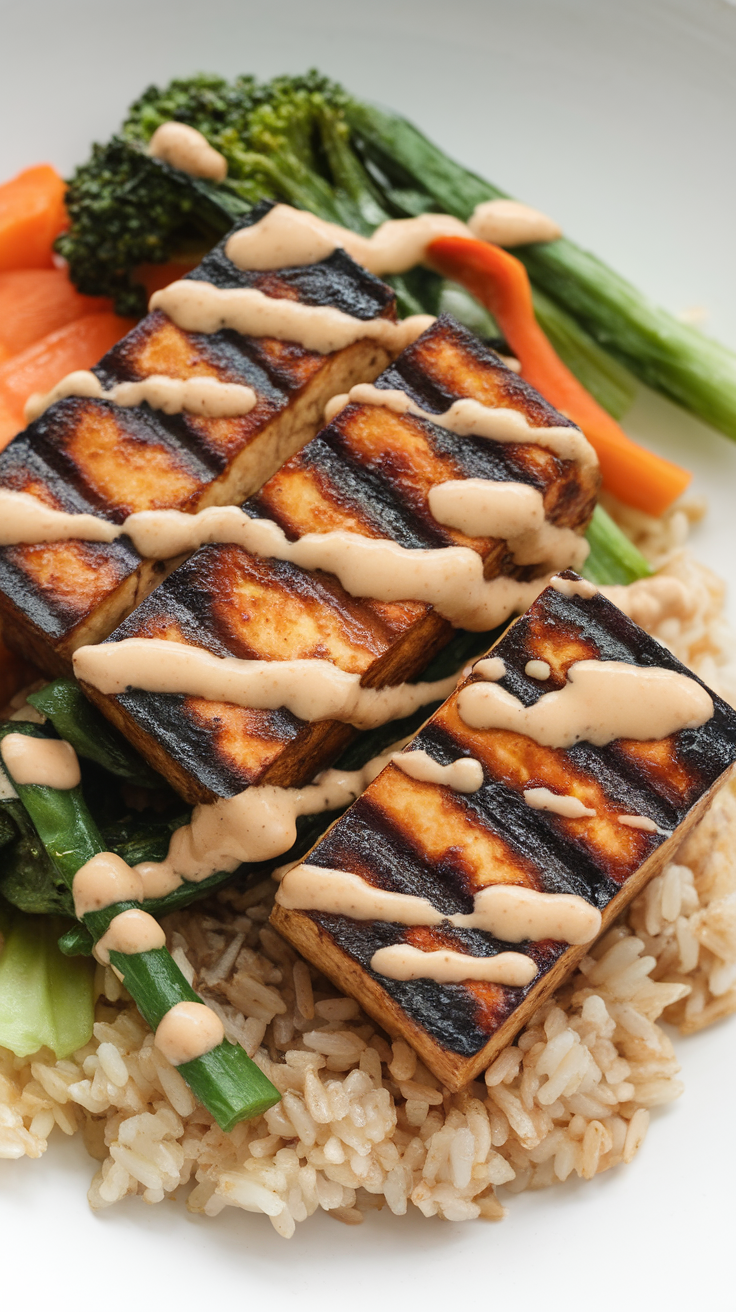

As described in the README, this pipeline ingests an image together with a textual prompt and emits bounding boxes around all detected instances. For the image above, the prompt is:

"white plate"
[1,2,735,1308]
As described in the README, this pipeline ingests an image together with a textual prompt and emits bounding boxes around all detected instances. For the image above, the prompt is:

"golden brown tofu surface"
[0,206,397,671]
[271,576,736,1090]
[83,317,600,803]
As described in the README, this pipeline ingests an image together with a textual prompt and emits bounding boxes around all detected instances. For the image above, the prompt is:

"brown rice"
[1,513,735,1236]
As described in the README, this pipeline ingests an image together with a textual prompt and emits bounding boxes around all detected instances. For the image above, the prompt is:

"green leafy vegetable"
[28,680,161,787]
[0,721,279,1128]
[0,908,94,1059]
[582,505,652,586]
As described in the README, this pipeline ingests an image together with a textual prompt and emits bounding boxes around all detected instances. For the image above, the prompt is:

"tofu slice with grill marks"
[0,202,398,675]
[271,573,736,1090]
[78,316,600,803]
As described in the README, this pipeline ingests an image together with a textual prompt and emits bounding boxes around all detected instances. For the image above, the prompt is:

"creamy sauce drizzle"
[323,383,596,467]
[0,490,119,546]
[225,204,470,275]
[474,656,507,681]
[392,749,483,793]
[0,493,573,619]
[370,944,537,986]
[0,733,81,789]
[25,371,257,424]
[150,280,434,357]
[135,750,411,898]
[524,788,596,819]
[428,479,588,570]
[277,865,601,945]
[73,640,457,729]
[94,908,166,965]
[154,1001,225,1066]
[148,122,228,182]
[618,814,672,836]
[223,201,560,277]
[550,574,599,599]
[468,199,562,247]
[457,658,714,747]
[72,851,144,916]
[525,660,551,680]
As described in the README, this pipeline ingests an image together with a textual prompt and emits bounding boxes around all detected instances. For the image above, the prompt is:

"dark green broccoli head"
[55,135,256,316]
[55,70,401,315]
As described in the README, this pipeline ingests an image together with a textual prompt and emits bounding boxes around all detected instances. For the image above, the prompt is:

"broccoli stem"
[346,99,736,441]
[0,722,279,1128]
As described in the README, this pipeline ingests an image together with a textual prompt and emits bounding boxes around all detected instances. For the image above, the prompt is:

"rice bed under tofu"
[1,505,735,1235]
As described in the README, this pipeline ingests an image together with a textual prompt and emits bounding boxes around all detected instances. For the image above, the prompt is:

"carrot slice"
[0,311,135,443]
[136,260,199,297]
[0,165,67,272]
[0,269,110,358]
[427,235,691,515]
[0,393,20,450]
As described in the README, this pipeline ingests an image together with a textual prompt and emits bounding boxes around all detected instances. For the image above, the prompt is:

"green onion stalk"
[345,99,736,440]
[0,721,279,1131]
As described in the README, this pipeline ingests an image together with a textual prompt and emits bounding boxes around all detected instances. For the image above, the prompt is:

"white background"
[0,2,734,1308]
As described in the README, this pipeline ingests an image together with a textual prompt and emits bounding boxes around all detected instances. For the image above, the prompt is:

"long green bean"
[0,722,279,1130]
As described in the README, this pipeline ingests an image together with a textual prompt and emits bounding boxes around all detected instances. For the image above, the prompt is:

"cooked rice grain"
[2,530,736,1233]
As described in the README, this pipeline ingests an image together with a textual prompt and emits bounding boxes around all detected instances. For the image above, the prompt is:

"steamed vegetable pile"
[0,632,492,1123]
[0,67,734,1125]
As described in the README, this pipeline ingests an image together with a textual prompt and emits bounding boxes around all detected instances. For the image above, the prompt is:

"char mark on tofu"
[0,201,397,675]
[270,577,736,1090]
[79,317,599,804]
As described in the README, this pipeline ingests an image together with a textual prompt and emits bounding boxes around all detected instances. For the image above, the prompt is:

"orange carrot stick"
[0,165,67,272]
[0,311,135,450]
[427,235,691,515]
[0,268,110,358]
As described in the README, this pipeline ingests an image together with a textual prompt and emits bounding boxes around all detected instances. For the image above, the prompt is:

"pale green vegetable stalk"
[0,908,94,1059]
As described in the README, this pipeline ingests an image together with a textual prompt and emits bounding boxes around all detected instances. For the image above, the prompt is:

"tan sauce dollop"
[154,1001,225,1066]
[468,199,562,247]
[0,734,81,790]
[223,201,561,277]
[94,909,166,965]
[134,748,408,898]
[457,659,714,747]
[392,749,483,793]
[428,478,588,571]
[550,574,598,599]
[523,787,596,819]
[525,659,551,680]
[148,122,228,182]
[72,851,144,917]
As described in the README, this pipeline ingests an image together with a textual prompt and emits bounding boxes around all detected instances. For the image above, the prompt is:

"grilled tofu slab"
[271,574,736,1090]
[0,202,397,675]
[79,317,599,803]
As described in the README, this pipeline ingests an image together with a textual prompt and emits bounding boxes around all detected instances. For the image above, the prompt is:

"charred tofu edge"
[76,317,599,802]
[269,577,736,1090]
[270,775,725,1091]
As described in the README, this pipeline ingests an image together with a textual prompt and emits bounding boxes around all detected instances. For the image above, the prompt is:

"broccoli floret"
[122,72,263,146]
[56,136,258,316]
[56,70,405,316]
